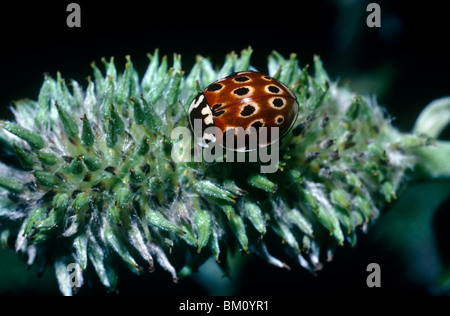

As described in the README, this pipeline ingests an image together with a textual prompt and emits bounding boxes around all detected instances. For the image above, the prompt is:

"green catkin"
[0,48,447,295]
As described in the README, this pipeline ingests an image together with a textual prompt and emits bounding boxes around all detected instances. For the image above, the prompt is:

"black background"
[0,0,449,296]
[1,0,449,134]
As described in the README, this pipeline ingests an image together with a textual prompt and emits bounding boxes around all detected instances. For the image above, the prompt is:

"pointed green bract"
[36,151,61,166]
[140,95,162,133]
[0,177,24,193]
[12,143,35,169]
[74,233,88,270]
[194,180,236,203]
[55,101,79,138]
[229,214,248,252]
[243,201,266,236]
[194,210,212,253]
[248,175,277,193]
[33,171,59,186]
[130,97,145,125]
[0,120,45,149]
[145,208,184,236]
[81,115,95,147]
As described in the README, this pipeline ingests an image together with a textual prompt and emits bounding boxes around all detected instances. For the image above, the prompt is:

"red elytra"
[188,71,299,152]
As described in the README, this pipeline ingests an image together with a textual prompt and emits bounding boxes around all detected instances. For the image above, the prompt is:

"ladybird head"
[188,92,217,148]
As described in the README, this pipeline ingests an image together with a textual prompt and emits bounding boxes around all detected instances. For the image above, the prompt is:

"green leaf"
[115,187,131,209]
[33,208,62,231]
[194,180,236,203]
[129,97,145,125]
[82,153,102,172]
[109,104,125,135]
[243,201,266,235]
[313,54,330,85]
[70,156,84,175]
[287,209,314,237]
[107,204,122,225]
[194,210,212,253]
[330,189,350,210]
[247,175,277,193]
[0,121,45,149]
[141,49,159,94]
[36,151,61,166]
[235,47,253,72]
[129,167,145,184]
[74,234,88,270]
[53,193,69,210]
[72,192,90,211]
[216,52,237,78]
[273,222,300,253]
[33,171,59,187]
[345,95,371,121]
[381,182,396,203]
[101,57,117,81]
[414,140,450,179]
[103,218,141,275]
[116,56,134,105]
[12,143,35,169]
[54,260,73,296]
[137,136,150,156]
[316,205,344,245]
[55,101,79,138]
[140,95,162,133]
[413,97,450,138]
[24,207,47,236]
[179,222,198,247]
[221,204,235,220]
[88,238,117,291]
[229,214,248,252]
[145,208,184,236]
[166,69,184,106]
[81,115,95,147]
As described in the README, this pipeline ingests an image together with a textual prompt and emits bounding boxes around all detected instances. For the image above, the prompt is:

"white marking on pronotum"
[203,132,216,143]
[201,106,214,125]
[188,94,205,112]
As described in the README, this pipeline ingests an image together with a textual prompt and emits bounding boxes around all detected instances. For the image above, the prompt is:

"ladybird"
[188,71,299,152]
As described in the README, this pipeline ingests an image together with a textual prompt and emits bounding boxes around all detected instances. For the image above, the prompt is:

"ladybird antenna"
[179,99,188,118]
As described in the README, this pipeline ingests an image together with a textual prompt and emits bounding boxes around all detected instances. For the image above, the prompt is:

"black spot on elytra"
[212,104,222,111]
[207,83,223,92]
[233,87,250,96]
[240,104,256,117]
[272,98,284,107]
[212,103,225,117]
[234,76,250,82]
[268,85,280,93]
[263,76,272,81]
[250,121,263,130]
[277,116,284,123]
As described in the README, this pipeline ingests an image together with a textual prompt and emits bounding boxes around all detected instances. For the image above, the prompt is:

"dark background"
[0,0,449,296]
